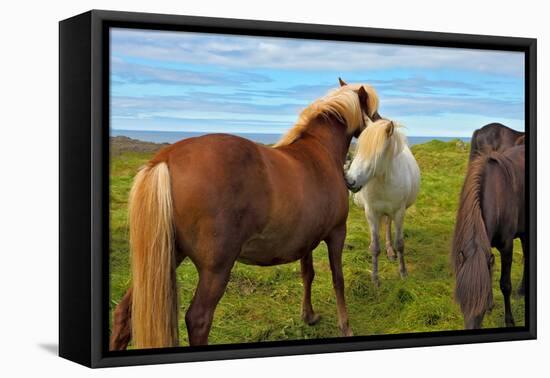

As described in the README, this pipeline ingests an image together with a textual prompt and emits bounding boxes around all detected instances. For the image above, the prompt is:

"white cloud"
[111,28,524,76]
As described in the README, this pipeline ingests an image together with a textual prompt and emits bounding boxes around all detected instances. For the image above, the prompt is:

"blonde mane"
[274,84,379,147]
[356,118,406,174]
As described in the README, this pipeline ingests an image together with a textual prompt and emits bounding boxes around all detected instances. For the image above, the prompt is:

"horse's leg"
[110,287,133,351]
[498,242,515,327]
[301,251,321,325]
[385,216,396,261]
[394,208,408,278]
[518,235,527,296]
[185,265,232,346]
[326,226,353,337]
[366,209,381,287]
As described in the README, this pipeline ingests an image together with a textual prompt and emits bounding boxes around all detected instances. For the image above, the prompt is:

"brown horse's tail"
[129,162,178,349]
[451,154,494,321]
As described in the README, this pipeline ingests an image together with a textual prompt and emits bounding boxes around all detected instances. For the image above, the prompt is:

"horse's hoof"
[506,319,516,327]
[372,277,380,288]
[400,270,408,279]
[303,312,321,326]
[386,248,397,261]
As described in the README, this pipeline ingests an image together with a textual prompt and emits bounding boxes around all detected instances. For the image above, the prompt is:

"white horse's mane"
[355,118,407,175]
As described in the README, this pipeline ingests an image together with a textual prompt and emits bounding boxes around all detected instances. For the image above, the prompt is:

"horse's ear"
[338,77,348,87]
[372,111,382,121]
[515,135,526,145]
[357,86,369,110]
[386,121,394,137]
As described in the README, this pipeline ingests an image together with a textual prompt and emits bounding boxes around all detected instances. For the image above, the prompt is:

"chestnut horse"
[451,144,525,329]
[469,122,525,160]
[110,81,380,349]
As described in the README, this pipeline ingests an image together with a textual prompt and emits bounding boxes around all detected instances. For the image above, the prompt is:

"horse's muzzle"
[345,177,361,193]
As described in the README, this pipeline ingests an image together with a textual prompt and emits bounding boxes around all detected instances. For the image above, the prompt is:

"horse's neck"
[295,117,351,165]
[375,145,410,186]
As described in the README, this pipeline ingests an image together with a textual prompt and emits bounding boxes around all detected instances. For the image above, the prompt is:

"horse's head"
[454,248,495,329]
[338,78,381,138]
[452,153,498,330]
[344,119,403,192]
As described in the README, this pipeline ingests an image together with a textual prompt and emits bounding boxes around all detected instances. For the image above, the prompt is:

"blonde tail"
[129,162,178,348]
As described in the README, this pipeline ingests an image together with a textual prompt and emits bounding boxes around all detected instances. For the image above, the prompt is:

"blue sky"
[110,28,525,138]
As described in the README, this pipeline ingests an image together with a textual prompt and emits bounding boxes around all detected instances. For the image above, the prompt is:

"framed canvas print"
[59,10,537,368]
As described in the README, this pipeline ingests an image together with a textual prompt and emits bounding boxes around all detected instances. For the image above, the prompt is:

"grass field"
[109,139,525,346]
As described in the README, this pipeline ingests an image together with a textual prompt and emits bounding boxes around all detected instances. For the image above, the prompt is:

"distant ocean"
[111,129,470,146]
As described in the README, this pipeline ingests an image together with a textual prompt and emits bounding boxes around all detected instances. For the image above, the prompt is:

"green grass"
[109,140,525,346]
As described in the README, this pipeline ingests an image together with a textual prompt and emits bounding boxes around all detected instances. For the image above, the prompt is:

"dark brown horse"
[452,144,525,329]
[469,123,525,160]
[468,122,527,295]
[110,81,380,349]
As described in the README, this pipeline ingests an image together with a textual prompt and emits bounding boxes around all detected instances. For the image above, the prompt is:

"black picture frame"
[59,9,537,368]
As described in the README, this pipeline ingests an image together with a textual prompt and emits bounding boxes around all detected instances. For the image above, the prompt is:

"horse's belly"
[364,179,415,216]
[237,252,301,266]
[363,191,402,216]
[238,229,318,266]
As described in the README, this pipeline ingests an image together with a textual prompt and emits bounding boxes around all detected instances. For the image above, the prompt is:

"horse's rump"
[157,134,272,259]
[470,123,525,160]
[479,148,524,241]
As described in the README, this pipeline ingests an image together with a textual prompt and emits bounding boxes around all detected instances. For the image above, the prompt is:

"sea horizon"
[111,129,471,146]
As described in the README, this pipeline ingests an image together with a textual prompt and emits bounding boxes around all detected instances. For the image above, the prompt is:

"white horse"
[344,118,420,286]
